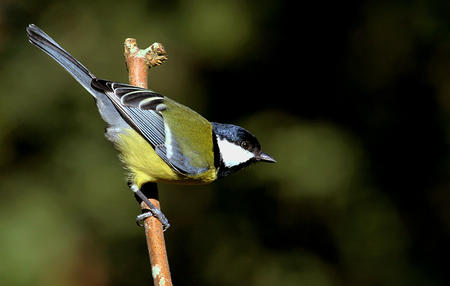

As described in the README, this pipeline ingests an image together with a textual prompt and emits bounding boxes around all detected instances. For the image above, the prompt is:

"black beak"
[257,152,276,163]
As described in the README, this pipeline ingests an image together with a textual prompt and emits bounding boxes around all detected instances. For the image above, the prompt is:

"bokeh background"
[0,0,449,285]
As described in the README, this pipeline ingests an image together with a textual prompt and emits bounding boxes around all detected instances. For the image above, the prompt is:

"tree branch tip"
[124,38,168,68]
[146,42,168,67]
[124,38,138,55]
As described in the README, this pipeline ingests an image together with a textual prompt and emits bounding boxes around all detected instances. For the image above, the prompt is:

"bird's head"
[212,122,276,178]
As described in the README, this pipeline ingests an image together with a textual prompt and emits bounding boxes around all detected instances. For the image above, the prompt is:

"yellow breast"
[115,128,217,188]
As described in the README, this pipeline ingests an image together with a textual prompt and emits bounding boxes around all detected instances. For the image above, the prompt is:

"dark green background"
[0,0,448,285]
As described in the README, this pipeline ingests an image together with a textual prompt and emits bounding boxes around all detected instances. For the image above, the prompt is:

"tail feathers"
[26,24,129,134]
[26,24,97,97]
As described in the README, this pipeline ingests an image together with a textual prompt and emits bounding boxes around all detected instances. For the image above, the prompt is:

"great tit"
[26,24,275,230]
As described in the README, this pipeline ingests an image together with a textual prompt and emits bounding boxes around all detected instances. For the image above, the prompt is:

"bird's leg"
[130,184,170,231]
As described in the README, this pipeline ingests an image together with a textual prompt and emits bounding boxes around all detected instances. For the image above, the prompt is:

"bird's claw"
[136,209,171,232]
[136,210,154,227]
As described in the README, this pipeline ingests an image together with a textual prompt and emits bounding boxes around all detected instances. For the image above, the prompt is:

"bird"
[26,24,276,230]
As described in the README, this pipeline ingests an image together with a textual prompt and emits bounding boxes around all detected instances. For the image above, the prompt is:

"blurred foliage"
[0,0,449,285]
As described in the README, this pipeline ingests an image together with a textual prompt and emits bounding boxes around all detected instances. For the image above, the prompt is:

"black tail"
[26,24,99,97]
[26,24,127,129]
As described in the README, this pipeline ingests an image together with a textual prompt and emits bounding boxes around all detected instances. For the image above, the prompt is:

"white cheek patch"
[217,137,255,167]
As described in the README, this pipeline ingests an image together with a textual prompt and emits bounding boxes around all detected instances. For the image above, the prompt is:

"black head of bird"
[213,123,276,178]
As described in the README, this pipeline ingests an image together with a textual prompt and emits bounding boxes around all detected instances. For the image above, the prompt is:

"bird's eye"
[240,141,249,149]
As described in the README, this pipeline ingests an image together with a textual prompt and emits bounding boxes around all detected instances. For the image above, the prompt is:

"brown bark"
[124,38,172,286]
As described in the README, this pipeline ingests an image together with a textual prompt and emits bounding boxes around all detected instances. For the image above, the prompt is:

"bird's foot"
[136,208,171,232]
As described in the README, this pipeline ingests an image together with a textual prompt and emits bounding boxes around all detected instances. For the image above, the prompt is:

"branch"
[124,38,172,286]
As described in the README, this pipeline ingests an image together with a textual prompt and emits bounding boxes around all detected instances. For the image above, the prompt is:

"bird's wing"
[91,79,212,175]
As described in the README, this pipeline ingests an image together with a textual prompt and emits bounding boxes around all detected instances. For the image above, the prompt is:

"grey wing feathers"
[91,79,166,148]
[91,79,204,175]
